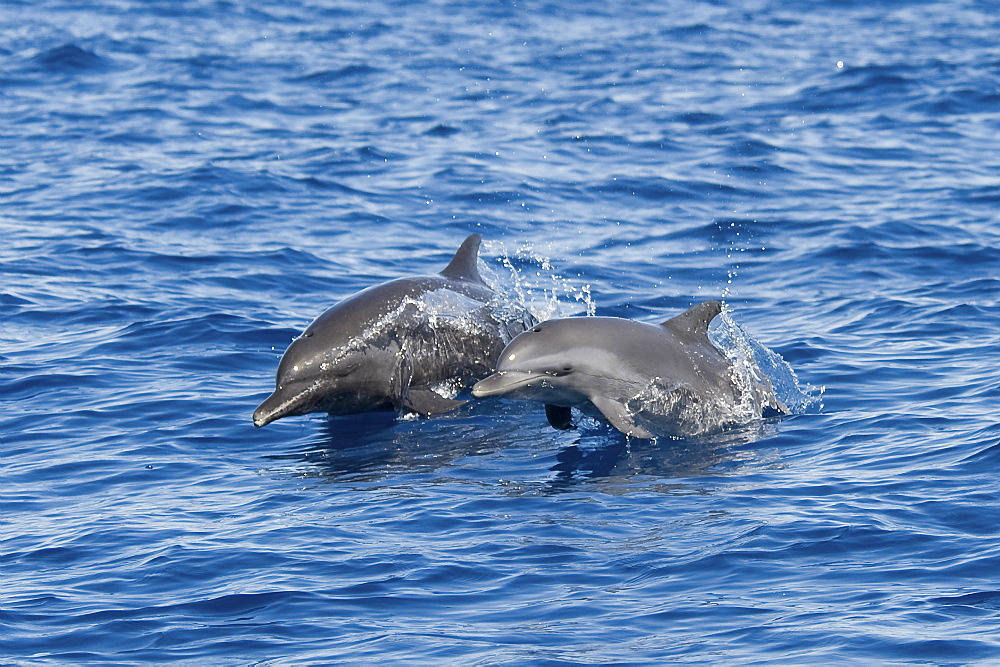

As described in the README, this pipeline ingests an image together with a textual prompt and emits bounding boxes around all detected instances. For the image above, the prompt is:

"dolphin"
[253,234,535,427]
[471,301,787,439]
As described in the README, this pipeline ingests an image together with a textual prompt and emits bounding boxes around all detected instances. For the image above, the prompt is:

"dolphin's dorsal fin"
[661,300,722,340]
[439,233,485,284]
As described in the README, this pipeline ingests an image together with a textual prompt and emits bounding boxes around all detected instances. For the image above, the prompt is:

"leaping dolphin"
[472,301,787,439]
[253,234,535,427]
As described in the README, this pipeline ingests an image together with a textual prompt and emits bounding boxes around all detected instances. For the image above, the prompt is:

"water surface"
[3,0,999,663]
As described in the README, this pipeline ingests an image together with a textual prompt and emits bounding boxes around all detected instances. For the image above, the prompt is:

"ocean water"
[2,0,999,663]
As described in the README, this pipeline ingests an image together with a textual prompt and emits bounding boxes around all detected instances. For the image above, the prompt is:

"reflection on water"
[547,419,785,489]
[263,403,788,492]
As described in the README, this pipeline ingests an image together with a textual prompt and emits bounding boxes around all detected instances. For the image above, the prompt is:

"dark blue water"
[3,0,999,663]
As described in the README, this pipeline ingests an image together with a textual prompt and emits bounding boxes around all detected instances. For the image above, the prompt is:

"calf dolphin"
[472,301,787,438]
[253,234,535,427]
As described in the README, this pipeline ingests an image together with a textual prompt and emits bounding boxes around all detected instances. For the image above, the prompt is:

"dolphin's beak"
[252,382,317,427]
[471,370,537,398]
[252,390,286,427]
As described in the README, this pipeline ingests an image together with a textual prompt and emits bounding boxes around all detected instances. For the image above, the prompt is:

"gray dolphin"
[472,301,787,438]
[253,234,535,427]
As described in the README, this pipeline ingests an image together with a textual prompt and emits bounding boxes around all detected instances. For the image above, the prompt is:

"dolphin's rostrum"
[253,234,535,427]
[472,301,788,438]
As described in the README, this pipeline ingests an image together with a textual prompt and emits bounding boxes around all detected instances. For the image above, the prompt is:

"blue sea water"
[2,0,999,663]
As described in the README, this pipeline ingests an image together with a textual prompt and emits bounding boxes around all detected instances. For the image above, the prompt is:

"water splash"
[410,288,495,334]
[480,240,596,322]
[710,307,823,414]
[627,380,741,438]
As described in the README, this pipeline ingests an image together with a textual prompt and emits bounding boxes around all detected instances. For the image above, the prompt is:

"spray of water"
[480,240,595,322]
[710,307,823,415]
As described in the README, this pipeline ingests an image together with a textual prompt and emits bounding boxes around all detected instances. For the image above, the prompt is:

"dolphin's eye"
[547,365,573,377]
[531,327,542,333]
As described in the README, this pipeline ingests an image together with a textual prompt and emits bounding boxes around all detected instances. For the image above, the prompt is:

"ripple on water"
[2,0,1000,663]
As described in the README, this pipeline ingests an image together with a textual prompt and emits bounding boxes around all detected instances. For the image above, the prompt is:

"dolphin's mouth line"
[472,369,580,398]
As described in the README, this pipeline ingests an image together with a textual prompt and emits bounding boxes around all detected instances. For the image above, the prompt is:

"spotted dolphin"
[253,234,535,427]
[472,301,787,438]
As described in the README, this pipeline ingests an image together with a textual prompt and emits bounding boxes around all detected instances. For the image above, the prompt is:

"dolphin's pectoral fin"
[545,404,575,430]
[402,387,467,415]
[589,396,656,439]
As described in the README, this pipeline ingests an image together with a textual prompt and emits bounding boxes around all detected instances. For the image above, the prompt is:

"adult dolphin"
[253,234,535,427]
[472,301,787,438]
